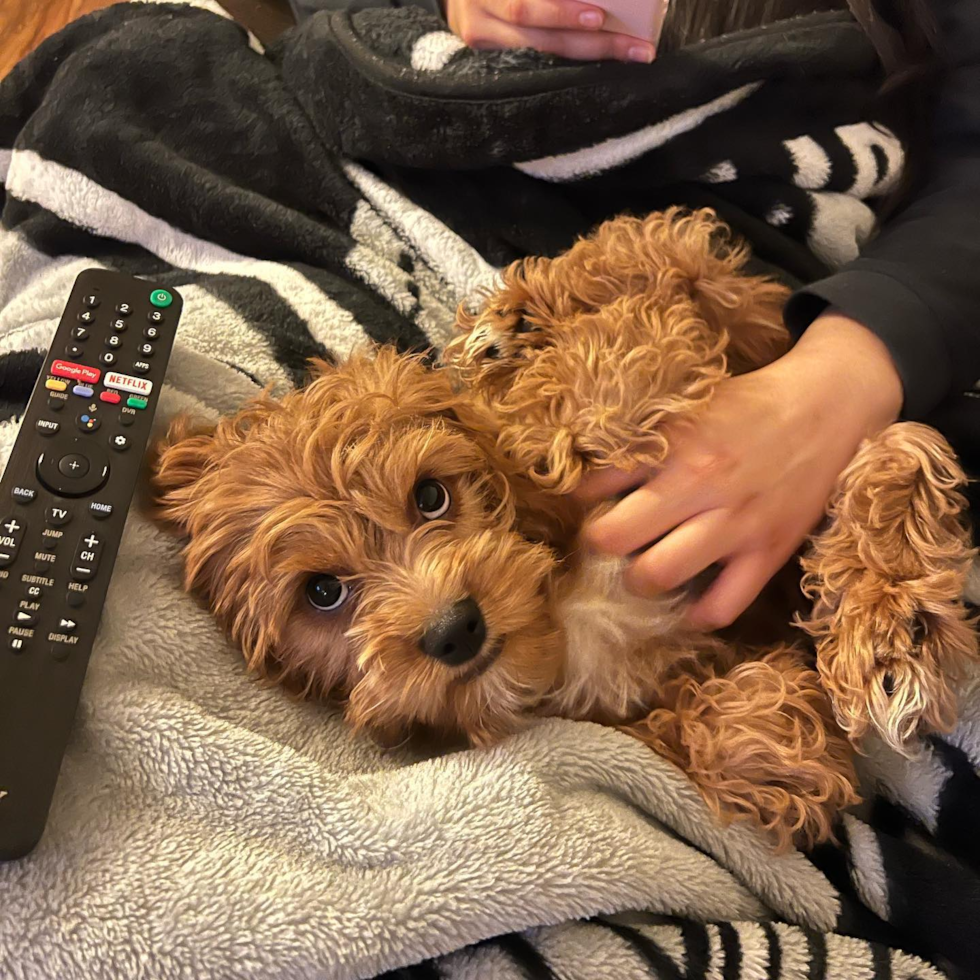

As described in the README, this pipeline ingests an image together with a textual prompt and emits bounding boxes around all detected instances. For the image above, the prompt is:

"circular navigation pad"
[37,438,110,497]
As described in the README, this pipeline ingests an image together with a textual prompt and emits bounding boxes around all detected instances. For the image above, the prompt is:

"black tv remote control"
[0,270,181,860]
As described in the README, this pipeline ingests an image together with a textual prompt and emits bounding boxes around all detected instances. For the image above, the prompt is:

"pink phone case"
[591,0,670,44]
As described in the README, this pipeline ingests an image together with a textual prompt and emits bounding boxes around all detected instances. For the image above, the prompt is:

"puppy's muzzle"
[420,597,487,666]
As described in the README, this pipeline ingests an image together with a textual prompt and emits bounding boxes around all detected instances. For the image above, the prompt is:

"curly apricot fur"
[152,210,978,851]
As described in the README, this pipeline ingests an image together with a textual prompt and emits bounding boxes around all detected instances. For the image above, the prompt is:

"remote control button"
[71,326,90,341]
[82,294,100,309]
[143,326,160,340]
[66,589,86,608]
[76,413,101,433]
[119,410,136,427]
[110,434,131,452]
[34,554,56,573]
[57,617,78,633]
[77,310,96,325]
[23,577,53,599]
[99,390,121,404]
[115,302,133,317]
[147,310,165,325]
[46,379,68,392]
[110,318,128,333]
[0,517,27,568]
[137,342,154,357]
[37,439,111,497]
[51,360,101,384]
[46,505,72,526]
[149,288,173,308]
[48,394,67,412]
[36,419,60,437]
[104,371,152,397]
[105,334,123,349]
[12,487,37,505]
[50,643,71,662]
[13,610,36,627]
[89,502,113,520]
[65,344,84,358]
[9,637,27,653]
[72,384,95,398]
[41,527,63,548]
[127,396,148,410]
[133,361,151,375]
[99,353,117,367]
[58,454,90,478]
[72,532,103,581]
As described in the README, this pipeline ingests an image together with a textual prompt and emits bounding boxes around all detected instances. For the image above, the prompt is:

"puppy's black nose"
[420,597,487,666]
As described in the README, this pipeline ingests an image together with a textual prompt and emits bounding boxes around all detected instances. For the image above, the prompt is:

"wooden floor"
[0,0,296,79]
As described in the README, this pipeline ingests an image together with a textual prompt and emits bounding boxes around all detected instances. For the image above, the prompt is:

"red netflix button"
[51,360,101,385]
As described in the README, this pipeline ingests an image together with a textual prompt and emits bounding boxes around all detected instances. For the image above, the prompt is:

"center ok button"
[37,438,110,497]
[58,454,90,479]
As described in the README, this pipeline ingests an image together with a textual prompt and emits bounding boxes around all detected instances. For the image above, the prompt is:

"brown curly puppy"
[152,208,975,851]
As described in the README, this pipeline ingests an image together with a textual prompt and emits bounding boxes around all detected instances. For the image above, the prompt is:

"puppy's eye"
[306,574,350,612]
[515,317,535,335]
[485,344,501,360]
[414,479,451,520]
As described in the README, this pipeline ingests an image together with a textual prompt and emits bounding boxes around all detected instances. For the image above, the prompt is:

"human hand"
[574,314,904,630]
[443,0,656,62]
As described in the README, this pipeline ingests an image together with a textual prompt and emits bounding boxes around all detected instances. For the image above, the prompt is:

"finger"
[623,509,738,598]
[573,463,653,506]
[476,21,655,61]
[583,469,709,557]
[485,0,607,30]
[686,548,791,631]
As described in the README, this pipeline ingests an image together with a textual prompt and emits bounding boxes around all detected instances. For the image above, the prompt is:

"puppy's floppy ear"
[149,414,219,533]
[149,399,281,596]
[640,208,792,375]
[510,208,792,376]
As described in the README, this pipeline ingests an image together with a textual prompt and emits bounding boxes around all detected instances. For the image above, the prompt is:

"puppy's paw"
[810,597,977,753]
[801,422,979,755]
[626,647,859,851]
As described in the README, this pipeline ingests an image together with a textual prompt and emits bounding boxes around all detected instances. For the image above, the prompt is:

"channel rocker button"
[51,360,101,385]
[103,371,153,397]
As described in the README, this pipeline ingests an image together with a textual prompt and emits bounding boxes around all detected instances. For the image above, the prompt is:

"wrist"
[781,312,903,434]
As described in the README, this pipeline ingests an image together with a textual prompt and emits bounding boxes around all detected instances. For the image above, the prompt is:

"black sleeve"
[784,0,980,420]
[288,0,443,25]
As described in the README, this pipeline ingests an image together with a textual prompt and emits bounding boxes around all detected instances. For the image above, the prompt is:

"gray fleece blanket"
[1,2,979,978]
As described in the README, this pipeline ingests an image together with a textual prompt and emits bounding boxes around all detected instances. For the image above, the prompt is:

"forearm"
[786,0,980,420]
[785,152,980,419]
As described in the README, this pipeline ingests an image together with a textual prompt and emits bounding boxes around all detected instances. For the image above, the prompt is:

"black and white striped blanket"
[1,4,979,979]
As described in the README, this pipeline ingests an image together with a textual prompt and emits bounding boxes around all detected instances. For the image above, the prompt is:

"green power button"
[150,289,173,308]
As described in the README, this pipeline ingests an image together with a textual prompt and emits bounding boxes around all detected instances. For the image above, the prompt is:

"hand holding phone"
[445,0,662,63]
[589,0,670,44]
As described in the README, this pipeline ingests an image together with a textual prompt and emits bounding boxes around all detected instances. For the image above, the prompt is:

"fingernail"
[579,10,603,28]
[628,44,654,63]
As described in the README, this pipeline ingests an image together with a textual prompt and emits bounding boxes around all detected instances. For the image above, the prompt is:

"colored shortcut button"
[51,359,101,384]
[45,378,68,392]
[149,289,172,308]
[72,385,94,398]
[127,396,148,410]
[99,390,121,404]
